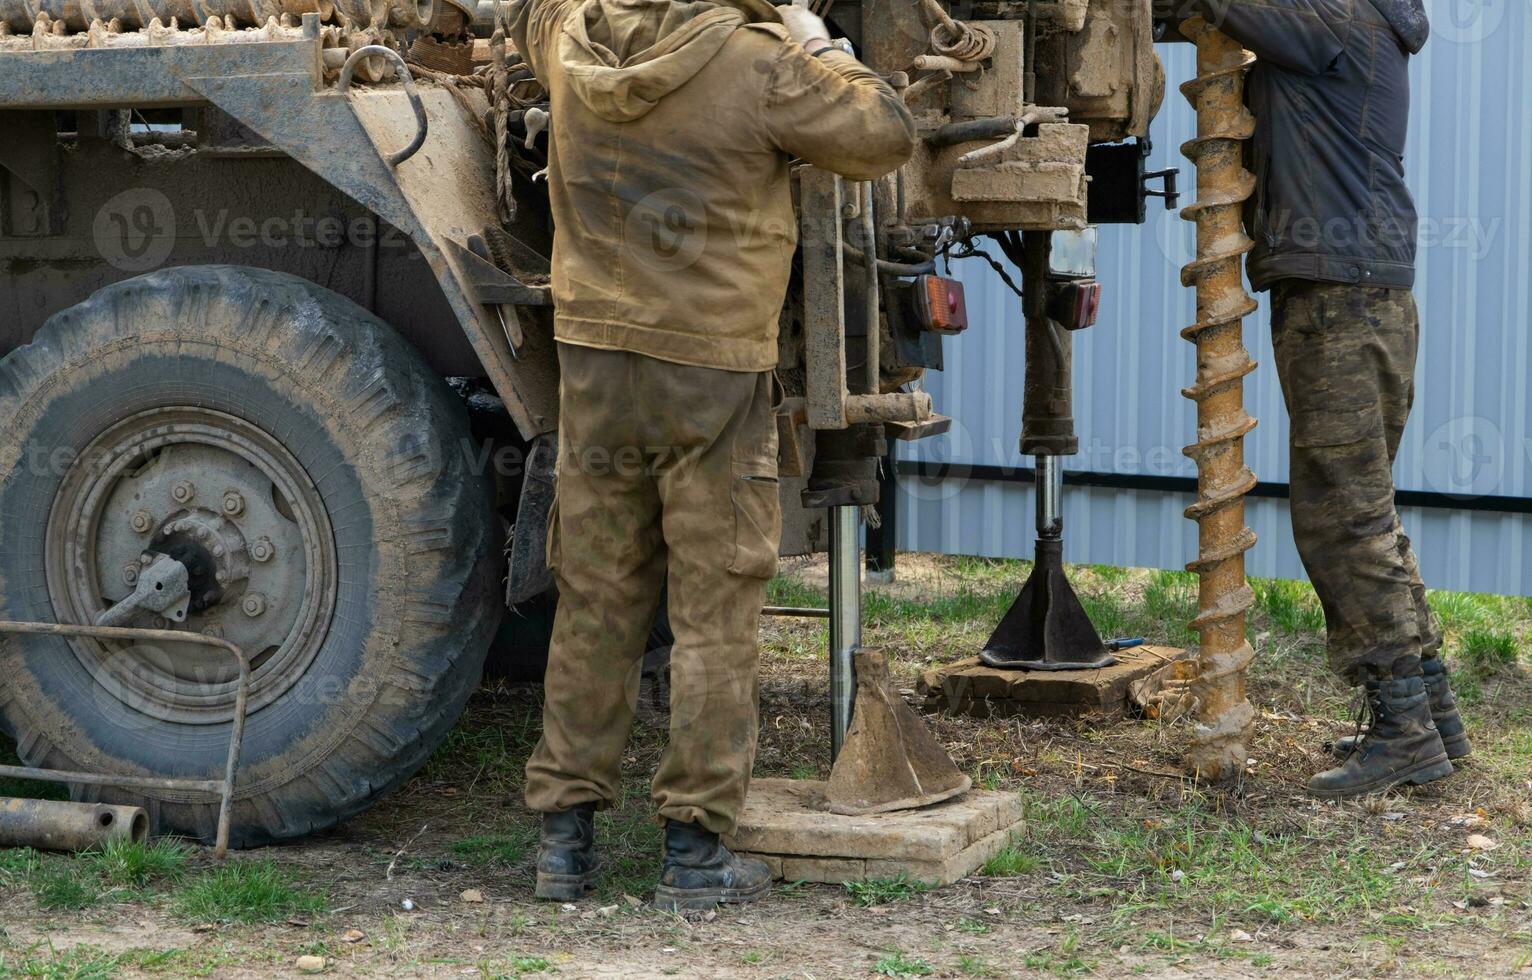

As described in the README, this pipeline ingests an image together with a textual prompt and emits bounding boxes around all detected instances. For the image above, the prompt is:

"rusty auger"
[1177,18,1258,782]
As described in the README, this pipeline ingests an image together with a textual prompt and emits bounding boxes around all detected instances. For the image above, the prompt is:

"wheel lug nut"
[122,563,139,585]
[222,490,245,517]
[172,481,196,503]
[130,510,154,534]
[212,544,226,558]
[250,538,274,563]
[242,593,267,618]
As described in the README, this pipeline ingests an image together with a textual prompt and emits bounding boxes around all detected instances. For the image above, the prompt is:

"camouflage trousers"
[523,343,782,836]
[1271,281,1442,684]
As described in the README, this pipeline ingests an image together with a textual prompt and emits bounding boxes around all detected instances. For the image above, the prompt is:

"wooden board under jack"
[726,778,1024,887]
[916,644,1189,720]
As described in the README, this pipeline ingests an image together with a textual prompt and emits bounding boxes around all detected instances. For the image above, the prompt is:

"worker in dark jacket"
[508,0,915,910]
[1189,0,1470,797]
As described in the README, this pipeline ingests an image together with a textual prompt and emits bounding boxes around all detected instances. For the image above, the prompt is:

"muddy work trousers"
[1271,281,1441,684]
[523,343,782,836]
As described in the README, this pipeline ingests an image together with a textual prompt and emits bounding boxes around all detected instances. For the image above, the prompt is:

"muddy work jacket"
[508,0,916,372]
[1190,0,1428,291]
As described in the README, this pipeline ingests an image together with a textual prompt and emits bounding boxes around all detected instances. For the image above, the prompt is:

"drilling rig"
[0,0,1235,848]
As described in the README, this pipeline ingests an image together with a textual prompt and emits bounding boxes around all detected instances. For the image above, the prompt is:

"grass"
[0,942,132,980]
[0,840,191,912]
[1,553,1530,977]
[873,951,934,977]
[170,860,327,924]
[477,955,553,978]
[845,875,931,907]
[450,829,540,868]
[1253,578,1327,636]
[980,838,1042,876]
[89,837,190,889]
[1460,626,1520,675]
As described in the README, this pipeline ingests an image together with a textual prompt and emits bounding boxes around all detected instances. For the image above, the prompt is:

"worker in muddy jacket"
[508,0,915,909]
[1188,0,1470,796]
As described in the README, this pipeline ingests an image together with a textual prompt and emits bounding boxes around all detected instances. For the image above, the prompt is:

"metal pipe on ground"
[0,797,148,852]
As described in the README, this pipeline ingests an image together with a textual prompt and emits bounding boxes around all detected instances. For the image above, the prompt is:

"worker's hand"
[776,4,830,47]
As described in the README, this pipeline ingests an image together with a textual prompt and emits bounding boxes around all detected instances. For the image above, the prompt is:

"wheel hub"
[151,509,251,613]
[45,408,338,724]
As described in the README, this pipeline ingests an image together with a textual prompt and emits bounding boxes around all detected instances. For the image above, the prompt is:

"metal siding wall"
[900,18,1532,595]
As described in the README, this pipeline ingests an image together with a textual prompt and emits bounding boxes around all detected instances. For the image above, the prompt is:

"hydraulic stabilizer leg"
[980,231,1112,671]
[828,504,862,761]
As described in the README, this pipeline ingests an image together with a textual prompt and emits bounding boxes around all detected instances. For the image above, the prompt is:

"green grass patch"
[87,838,190,890]
[1253,578,1326,635]
[477,955,553,978]
[0,942,138,980]
[845,874,930,907]
[449,829,539,868]
[170,860,326,924]
[980,839,1042,877]
[1429,591,1491,631]
[1141,571,1198,646]
[28,863,101,912]
[1459,627,1520,675]
[767,574,828,609]
[873,950,933,977]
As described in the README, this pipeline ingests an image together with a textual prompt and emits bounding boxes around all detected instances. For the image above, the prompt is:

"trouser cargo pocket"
[728,471,781,579]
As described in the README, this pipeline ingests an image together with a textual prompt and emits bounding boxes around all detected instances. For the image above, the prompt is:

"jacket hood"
[557,0,747,122]
[1366,0,1429,53]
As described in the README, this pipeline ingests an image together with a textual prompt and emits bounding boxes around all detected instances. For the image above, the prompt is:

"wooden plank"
[918,645,1187,720]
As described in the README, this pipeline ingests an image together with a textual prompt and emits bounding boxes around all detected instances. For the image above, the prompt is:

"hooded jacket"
[1190,0,1428,291]
[508,0,917,371]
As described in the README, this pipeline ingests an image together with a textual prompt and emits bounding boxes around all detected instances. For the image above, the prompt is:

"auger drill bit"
[1177,18,1259,782]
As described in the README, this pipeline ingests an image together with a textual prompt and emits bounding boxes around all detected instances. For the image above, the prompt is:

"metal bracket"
[0,621,250,857]
[338,46,428,168]
[94,554,192,628]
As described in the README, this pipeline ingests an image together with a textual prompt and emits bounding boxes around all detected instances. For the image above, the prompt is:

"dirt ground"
[3,554,1531,979]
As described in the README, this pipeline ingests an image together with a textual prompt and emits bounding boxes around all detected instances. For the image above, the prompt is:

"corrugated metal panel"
[899,20,1532,595]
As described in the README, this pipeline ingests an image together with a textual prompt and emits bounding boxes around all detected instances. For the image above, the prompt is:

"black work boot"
[534,803,600,901]
[1330,657,1473,761]
[652,820,771,912]
[1309,664,1453,799]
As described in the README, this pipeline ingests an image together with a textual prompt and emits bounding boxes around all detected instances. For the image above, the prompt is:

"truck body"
[0,0,1169,843]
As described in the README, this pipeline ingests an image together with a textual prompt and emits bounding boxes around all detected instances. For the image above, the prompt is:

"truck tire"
[0,266,498,847]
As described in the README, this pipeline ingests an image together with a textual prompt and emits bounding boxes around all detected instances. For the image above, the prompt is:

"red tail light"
[1052,280,1101,331]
